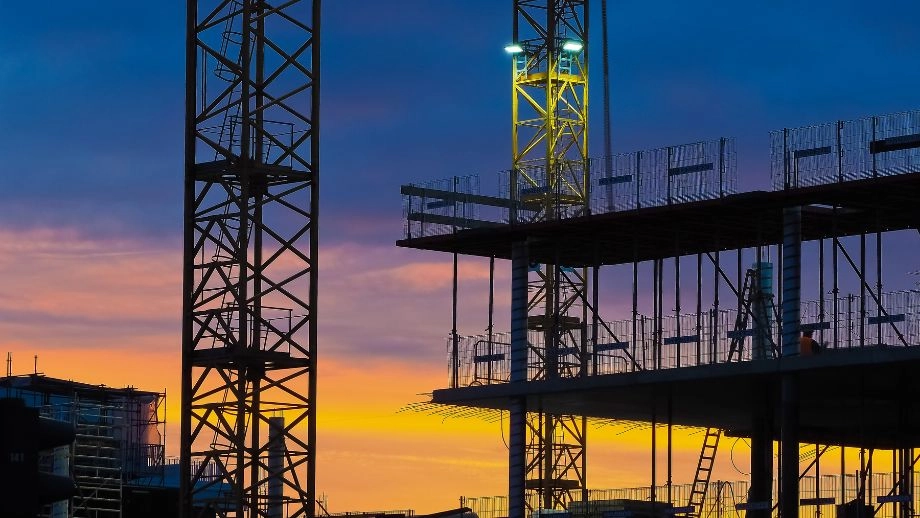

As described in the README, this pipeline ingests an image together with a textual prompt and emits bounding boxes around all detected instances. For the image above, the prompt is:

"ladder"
[687,267,773,516]
[727,268,778,361]
[726,269,755,361]
[686,428,722,517]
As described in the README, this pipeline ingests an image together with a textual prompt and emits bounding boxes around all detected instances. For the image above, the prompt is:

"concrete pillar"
[780,374,800,518]
[752,262,774,360]
[509,241,529,518]
[750,386,774,518]
[509,398,526,518]
[267,417,285,518]
[781,207,802,357]
[780,206,802,518]
[511,241,529,384]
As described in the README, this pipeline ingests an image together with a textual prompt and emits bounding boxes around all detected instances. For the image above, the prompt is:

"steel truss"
[181,1,319,517]
[511,0,590,512]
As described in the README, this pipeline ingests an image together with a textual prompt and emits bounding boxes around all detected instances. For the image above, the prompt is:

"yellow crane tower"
[505,0,590,513]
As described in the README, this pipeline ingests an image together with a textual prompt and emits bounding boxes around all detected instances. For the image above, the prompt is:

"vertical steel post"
[632,257,639,371]
[666,394,673,505]
[719,137,726,196]
[696,254,703,365]
[782,207,802,357]
[837,120,844,184]
[667,146,673,205]
[833,210,839,349]
[860,233,866,347]
[816,444,821,518]
[840,447,846,505]
[651,408,657,509]
[636,151,642,209]
[489,256,496,383]
[819,238,825,345]
[592,264,599,376]
[713,249,720,363]
[452,252,460,388]
[876,214,882,345]
[675,253,681,368]
[308,4,322,510]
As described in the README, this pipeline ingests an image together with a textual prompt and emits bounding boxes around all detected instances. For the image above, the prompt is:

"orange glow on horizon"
[0,228,762,513]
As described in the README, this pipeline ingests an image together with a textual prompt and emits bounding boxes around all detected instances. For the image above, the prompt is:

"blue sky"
[3,0,919,247]
[2,2,919,509]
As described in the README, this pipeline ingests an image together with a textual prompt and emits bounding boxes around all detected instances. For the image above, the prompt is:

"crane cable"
[601,0,612,165]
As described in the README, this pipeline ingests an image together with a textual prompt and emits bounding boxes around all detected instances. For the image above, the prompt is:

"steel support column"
[750,385,774,518]
[781,206,802,518]
[510,241,529,518]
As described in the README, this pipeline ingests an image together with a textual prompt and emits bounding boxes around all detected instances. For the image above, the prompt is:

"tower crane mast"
[181,1,320,517]
[507,1,590,514]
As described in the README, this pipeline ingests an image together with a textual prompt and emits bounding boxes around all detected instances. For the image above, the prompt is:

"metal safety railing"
[464,471,920,518]
[450,290,920,388]
[402,139,737,239]
[771,110,920,190]
[403,175,483,239]
[463,480,750,518]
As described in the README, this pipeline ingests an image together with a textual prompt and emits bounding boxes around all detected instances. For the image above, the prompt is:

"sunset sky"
[2,0,920,512]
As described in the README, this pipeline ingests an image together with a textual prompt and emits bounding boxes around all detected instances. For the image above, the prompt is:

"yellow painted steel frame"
[511,6,589,222]
[511,0,590,512]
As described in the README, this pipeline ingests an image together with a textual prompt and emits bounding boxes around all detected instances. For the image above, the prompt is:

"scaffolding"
[0,374,166,518]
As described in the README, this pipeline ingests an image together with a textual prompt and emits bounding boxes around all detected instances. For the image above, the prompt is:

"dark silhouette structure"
[181,1,321,516]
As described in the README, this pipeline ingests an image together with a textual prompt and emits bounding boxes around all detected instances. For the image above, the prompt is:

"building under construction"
[399,2,920,518]
[0,373,167,518]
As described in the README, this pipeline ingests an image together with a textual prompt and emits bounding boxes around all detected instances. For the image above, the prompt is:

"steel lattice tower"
[509,0,589,511]
[181,1,319,517]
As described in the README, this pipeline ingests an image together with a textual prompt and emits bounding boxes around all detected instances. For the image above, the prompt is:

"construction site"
[2,1,919,518]
[397,2,920,518]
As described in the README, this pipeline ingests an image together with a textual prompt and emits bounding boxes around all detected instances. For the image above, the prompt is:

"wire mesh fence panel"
[404,140,737,235]
[771,110,920,190]
[403,175,481,238]
[592,317,640,375]
[800,290,920,350]
[453,332,512,387]
[590,139,737,214]
[451,290,920,385]
[467,472,918,518]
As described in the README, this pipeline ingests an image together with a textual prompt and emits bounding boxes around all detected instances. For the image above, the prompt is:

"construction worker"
[800,329,821,355]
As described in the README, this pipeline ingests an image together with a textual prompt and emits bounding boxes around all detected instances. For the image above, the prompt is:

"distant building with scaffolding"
[0,373,166,518]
